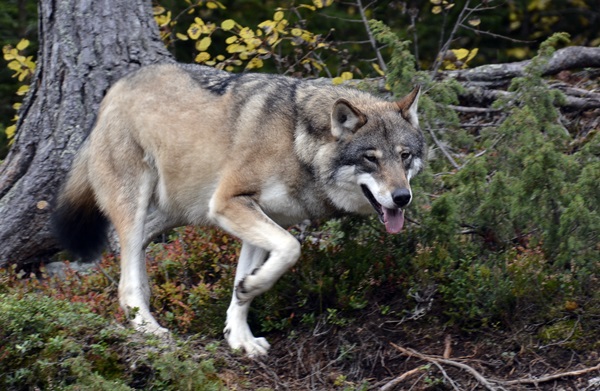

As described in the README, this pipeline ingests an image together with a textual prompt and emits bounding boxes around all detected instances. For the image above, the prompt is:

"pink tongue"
[383,208,404,234]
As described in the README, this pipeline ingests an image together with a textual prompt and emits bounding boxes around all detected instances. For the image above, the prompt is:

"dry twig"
[379,366,427,391]
[390,342,502,391]
[389,342,600,391]
[499,362,600,386]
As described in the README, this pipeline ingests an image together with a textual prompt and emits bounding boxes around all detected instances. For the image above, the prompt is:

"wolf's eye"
[364,155,378,164]
[400,152,411,161]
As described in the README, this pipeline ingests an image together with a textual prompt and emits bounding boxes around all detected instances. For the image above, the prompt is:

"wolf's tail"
[51,144,109,260]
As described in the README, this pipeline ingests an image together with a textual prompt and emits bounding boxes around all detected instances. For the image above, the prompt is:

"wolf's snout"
[392,188,411,208]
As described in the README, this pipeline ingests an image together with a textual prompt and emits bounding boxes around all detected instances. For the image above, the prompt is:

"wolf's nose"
[392,188,411,208]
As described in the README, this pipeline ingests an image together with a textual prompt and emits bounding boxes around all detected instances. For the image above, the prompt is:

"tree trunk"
[0,0,172,267]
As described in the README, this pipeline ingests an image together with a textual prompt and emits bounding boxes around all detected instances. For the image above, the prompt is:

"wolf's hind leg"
[224,242,271,356]
[108,170,167,336]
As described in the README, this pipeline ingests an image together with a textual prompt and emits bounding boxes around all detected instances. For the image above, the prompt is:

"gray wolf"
[51,63,425,357]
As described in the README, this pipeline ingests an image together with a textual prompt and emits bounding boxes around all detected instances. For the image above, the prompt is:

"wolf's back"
[51,144,109,260]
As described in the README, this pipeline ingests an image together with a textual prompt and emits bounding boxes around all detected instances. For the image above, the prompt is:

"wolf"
[51,63,425,357]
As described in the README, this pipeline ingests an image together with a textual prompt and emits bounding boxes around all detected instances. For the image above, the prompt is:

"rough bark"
[0,0,172,267]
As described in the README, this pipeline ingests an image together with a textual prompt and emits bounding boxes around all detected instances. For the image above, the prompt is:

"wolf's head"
[325,86,425,233]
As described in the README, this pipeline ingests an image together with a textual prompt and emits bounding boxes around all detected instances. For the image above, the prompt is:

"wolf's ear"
[396,86,421,128]
[331,99,367,140]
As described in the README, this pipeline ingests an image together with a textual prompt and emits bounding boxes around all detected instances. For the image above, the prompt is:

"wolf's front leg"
[210,194,301,357]
[224,243,271,356]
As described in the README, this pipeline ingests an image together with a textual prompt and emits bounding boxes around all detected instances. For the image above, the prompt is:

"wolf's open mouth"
[361,185,405,234]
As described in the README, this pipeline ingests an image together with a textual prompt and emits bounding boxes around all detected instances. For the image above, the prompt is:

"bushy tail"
[51,147,109,260]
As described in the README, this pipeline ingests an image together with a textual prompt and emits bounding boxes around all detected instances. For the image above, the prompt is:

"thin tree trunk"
[0,0,172,267]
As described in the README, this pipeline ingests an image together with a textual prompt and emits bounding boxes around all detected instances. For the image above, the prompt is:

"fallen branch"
[390,342,503,391]
[379,366,426,391]
[499,362,600,386]
[389,342,600,390]
[444,46,600,87]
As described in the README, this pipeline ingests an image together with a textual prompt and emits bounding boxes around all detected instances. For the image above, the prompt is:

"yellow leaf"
[152,6,165,15]
[246,57,263,70]
[216,55,225,61]
[468,17,481,27]
[3,51,16,61]
[432,5,442,14]
[298,4,316,11]
[291,28,303,37]
[12,102,21,110]
[225,65,234,72]
[267,32,280,46]
[430,0,442,4]
[466,48,478,63]
[273,11,284,21]
[313,0,324,8]
[301,32,315,43]
[332,77,343,85]
[225,36,238,44]
[372,63,385,76]
[16,39,30,51]
[239,27,254,39]
[176,33,189,41]
[195,52,211,62]
[507,47,529,60]
[451,48,469,61]
[188,24,202,40]
[226,43,242,53]
[16,85,29,96]
[5,125,16,140]
[206,1,218,9]
[202,23,216,34]
[341,71,353,81]
[196,36,212,52]
[7,61,20,71]
[221,19,236,31]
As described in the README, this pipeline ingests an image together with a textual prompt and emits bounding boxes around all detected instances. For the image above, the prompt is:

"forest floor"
[156,304,600,391]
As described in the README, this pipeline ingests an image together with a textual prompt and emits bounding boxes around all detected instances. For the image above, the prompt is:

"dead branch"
[390,342,503,391]
[390,342,600,390]
[460,86,600,111]
[443,46,600,88]
[379,366,426,391]
[499,362,600,386]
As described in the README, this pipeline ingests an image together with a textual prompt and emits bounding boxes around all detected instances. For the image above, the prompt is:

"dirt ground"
[195,307,600,391]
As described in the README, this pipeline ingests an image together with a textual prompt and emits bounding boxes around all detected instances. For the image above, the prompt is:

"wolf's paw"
[224,324,271,358]
[131,314,170,337]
